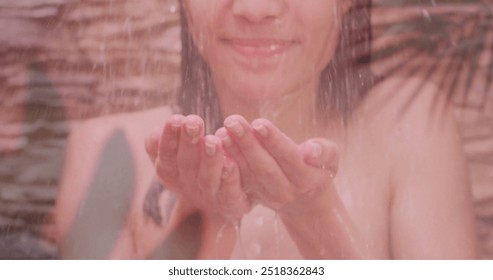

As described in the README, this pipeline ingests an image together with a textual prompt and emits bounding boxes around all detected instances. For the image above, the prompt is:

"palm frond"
[372,0,493,110]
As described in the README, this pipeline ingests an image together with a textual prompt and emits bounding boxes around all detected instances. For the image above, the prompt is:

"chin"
[224,67,294,99]
[232,79,288,102]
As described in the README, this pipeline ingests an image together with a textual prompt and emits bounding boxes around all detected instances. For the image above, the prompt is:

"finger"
[223,116,292,204]
[215,126,258,196]
[224,115,287,178]
[299,139,339,176]
[224,115,261,152]
[215,126,241,158]
[155,115,184,183]
[252,118,339,184]
[158,114,184,160]
[217,158,251,218]
[177,115,204,184]
[250,118,308,185]
[197,135,224,197]
[145,126,161,163]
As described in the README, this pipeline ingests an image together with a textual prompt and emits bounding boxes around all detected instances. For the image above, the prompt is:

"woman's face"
[182,0,349,102]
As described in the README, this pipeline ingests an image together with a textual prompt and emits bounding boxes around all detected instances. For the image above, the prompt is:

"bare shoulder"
[356,77,463,174]
[358,77,448,129]
[350,77,457,164]
[356,79,477,258]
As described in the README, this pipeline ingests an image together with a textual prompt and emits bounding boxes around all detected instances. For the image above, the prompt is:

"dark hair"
[178,0,373,132]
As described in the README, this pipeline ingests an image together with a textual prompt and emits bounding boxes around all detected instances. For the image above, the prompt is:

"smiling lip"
[222,38,296,58]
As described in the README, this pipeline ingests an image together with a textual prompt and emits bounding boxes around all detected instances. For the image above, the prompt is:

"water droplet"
[169,4,178,13]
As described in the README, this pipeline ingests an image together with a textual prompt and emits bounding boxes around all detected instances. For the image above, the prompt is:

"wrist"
[176,195,240,224]
[278,183,334,221]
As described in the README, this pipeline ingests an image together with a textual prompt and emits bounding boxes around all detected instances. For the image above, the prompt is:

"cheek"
[302,9,343,71]
[184,5,225,62]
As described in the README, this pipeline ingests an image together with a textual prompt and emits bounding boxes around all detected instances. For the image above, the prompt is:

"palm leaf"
[372,0,493,110]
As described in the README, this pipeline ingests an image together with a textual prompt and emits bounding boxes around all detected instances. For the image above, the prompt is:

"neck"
[216,81,343,143]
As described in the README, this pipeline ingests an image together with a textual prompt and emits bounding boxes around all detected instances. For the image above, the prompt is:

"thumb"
[300,138,339,176]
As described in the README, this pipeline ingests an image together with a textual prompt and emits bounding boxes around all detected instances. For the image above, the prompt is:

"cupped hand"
[145,114,252,220]
[217,115,339,213]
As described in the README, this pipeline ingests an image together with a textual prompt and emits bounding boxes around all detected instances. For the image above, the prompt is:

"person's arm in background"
[55,118,229,259]
[55,121,138,259]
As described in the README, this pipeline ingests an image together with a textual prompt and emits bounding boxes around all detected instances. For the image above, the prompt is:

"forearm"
[279,187,369,259]
[198,212,238,259]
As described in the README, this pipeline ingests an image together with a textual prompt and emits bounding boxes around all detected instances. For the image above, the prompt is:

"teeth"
[231,40,288,56]
[245,45,280,53]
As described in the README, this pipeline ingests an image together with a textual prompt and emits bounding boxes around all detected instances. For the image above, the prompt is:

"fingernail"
[225,119,245,137]
[205,138,217,157]
[252,120,268,138]
[170,116,183,132]
[186,122,200,144]
[310,141,322,159]
[186,123,199,137]
[171,123,181,133]
[221,134,233,148]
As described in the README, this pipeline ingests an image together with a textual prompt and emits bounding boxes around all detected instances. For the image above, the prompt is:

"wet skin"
[55,78,479,259]
[55,0,478,259]
[146,114,338,218]
[145,114,350,259]
[143,79,480,260]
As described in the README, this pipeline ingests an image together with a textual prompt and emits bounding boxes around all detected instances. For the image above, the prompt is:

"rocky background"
[0,0,181,259]
[0,0,492,259]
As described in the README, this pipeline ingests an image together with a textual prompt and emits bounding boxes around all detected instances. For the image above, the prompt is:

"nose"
[232,0,285,24]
